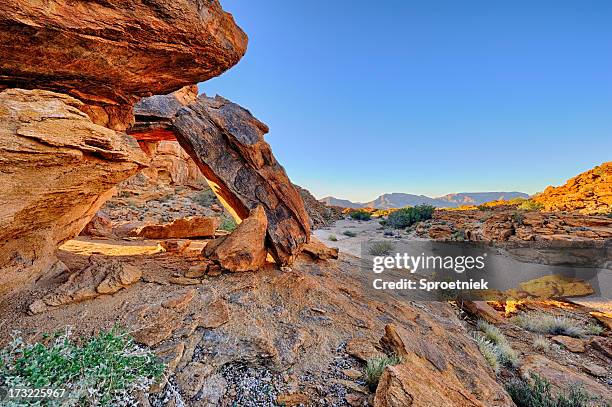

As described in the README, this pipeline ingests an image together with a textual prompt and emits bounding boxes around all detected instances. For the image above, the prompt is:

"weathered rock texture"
[295,184,344,229]
[0,2,247,130]
[140,141,207,186]
[0,89,148,294]
[173,96,311,264]
[533,162,612,214]
[135,216,218,239]
[204,206,268,272]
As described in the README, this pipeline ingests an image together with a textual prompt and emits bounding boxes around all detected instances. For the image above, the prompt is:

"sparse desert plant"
[532,336,550,352]
[585,323,604,336]
[219,216,237,232]
[193,188,218,207]
[518,200,544,211]
[473,334,500,374]
[511,211,525,225]
[513,313,585,338]
[365,354,401,390]
[451,229,466,241]
[350,209,372,221]
[328,234,338,242]
[506,373,601,407]
[476,320,519,368]
[0,327,165,406]
[477,204,491,211]
[368,241,395,256]
[386,205,435,229]
[342,230,357,237]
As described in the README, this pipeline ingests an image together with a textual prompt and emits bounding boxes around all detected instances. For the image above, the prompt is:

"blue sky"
[201,0,612,202]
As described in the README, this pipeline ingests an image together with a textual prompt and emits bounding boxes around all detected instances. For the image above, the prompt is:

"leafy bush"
[386,205,435,229]
[368,241,395,256]
[477,204,492,211]
[506,374,601,407]
[365,355,401,390]
[342,230,357,237]
[219,216,237,232]
[518,200,543,211]
[0,327,164,406]
[349,210,371,221]
[513,313,585,338]
[193,189,218,207]
[328,234,338,242]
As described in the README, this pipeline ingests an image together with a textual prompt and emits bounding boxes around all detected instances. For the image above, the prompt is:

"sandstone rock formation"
[204,206,268,272]
[141,140,208,186]
[295,185,344,228]
[173,96,311,264]
[0,89,148,294]
[134,92,311,265]
[0,2,247,130]
[135,216,219,239]
[374,324,513,406]
[533,162,612,214]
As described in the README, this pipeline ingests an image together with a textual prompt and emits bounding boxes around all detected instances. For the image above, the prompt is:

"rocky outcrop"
[0,89,148,294]
[533,162,612,214]
[295,185,344,229]
[0,2,247,130]
[133,92,311,265]
[135,216,219,239]
[375,324,514,406]
[173,96,311,264]
[141,141,208,186]
[29,258,142,314]
[204,206,268,272]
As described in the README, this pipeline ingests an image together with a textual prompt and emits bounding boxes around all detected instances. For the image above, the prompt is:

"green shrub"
[513,313,585,338]
[511,211,525,225]
[386,205,435,229]
[0,327,164,406]
[368,241,395,256]
[328,234,338,242]
[365,355,401,390]
[518,200,543,211]
[193,189,218,207]
[451,229,466,241]
[219,216,237,232]
[342,230,357,237]
[477,204,491,211]
[506,374,601,407]
[473,335,500,374]
[350,210,372,221]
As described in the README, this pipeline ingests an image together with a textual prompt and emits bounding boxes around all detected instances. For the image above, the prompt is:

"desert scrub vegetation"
[342,230,357,237]
[349,209,372,221]
[328,234,338,241]
[219,216,237,232]
[474,334,501,373]
[193,188,218,207]
[386,205,435,229]
[475,320,519,368]
[532,336,550,352]
[364,354,401,391]
[512,312,599,338]
[368,241,395,256]
[506,373,604,407]
[0,327,164,406]
[517,199,544,211]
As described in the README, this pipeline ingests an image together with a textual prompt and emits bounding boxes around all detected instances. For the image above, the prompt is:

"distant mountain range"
[319,191,529,209]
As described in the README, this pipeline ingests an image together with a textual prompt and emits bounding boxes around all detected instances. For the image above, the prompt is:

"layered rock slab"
[0,89,148,294]
[0,1,247,130]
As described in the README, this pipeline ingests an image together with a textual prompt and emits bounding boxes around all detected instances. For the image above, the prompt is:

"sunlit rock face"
[0,89,148,294]
[0,0,247,130]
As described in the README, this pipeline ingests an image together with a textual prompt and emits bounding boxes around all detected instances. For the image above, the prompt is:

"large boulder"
[0,1,247,130]
[0,89,148,294]
[135,216,219,239]
[204,206,268,272]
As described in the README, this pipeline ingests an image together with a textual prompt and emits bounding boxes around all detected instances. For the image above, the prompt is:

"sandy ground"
[313,218,423,257]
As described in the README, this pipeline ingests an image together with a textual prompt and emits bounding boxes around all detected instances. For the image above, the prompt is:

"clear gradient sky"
[201,0,612,202]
